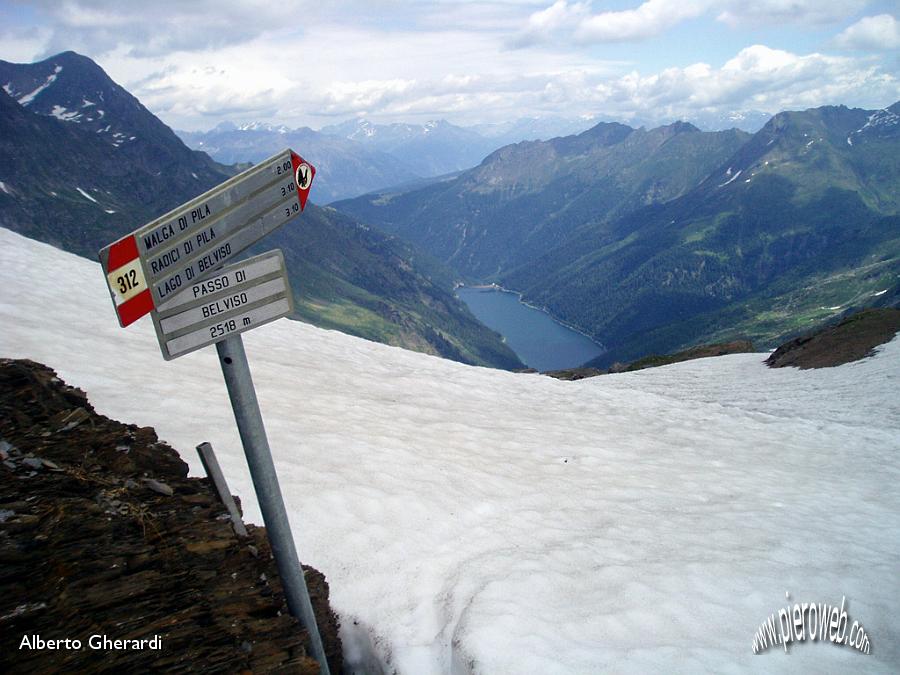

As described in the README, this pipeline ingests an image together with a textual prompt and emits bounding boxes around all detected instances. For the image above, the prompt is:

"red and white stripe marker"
[105,234,153,327]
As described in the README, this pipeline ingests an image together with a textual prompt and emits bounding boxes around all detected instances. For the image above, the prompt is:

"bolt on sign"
[152,250,293,360]
[99,149,314,327]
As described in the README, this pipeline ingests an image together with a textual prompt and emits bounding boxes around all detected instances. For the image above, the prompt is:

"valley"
[335,103,900,367]
[4,51,896,372]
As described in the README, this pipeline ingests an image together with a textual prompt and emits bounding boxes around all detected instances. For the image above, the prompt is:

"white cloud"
[576,0,713,43]
[116,33,897,131]
[21,0,318,57]
[0,26,52,64]
[510,0,590,46]
[581,45,897,120]
[511,0,871,45]
[5,1,897,131]
[716,0,868,28]
[835,14,900,51]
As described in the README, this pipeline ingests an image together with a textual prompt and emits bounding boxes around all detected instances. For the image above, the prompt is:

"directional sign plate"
[151,250,294,360]
[100,149,314,327]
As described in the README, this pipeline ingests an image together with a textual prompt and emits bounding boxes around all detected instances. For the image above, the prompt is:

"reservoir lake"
[456,287,605,372]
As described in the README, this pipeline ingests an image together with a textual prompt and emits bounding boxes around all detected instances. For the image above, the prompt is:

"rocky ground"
[0,358,342,673]
[766,308,900,369]
[544,340,755,380]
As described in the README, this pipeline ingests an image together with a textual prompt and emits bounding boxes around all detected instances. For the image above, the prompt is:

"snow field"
[1,227,898,673]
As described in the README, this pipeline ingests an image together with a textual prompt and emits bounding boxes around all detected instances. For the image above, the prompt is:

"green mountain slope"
[0,52,522,370]
[503,104,900,366]
[334,121,750,279]
[256,205,524,368]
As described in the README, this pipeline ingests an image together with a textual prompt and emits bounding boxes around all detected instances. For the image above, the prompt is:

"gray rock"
[22,458,43,470]
[141,478,173,496]
[58,407,91,432]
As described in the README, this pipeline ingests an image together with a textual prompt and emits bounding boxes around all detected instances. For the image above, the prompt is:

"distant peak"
[583,120,632,133]
[579,120,634,142]
[662,120,700,133]
[41,51,101,69]
[229,121,291,133]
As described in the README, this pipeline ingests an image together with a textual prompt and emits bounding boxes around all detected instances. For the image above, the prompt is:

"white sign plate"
[99,148,314,327]
[151,250,294,360]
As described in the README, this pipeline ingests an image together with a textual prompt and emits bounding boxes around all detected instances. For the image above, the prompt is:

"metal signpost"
[99,149,330,675]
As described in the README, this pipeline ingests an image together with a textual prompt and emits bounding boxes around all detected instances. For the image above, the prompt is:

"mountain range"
[336,120,751,279]
[319,118,498,178]
[5,50,896,372]
[180,112,771,205]
[178,121,422,203]
[0,51,522,370]
[179,116,607,203]
[335,103,900,366]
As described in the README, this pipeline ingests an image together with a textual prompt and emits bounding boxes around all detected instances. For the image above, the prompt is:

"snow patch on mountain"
[718,169,742,187]
[848,107,899,144]
[75,187,98,203]
[17,66,61,106]
[0,228,898,673]
[237,121,289,133]
[50,105,82,122]
[859,108,899,132]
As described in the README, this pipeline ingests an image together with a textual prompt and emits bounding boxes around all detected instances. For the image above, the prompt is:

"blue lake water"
[456,287,605,371]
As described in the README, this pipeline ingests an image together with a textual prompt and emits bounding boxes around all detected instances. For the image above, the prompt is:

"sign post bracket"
[215,334,330,675]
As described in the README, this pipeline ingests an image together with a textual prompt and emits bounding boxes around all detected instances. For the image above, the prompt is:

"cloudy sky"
[1,0,899,131]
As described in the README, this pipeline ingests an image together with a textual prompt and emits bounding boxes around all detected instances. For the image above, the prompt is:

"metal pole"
[216,335,330,675]
[196,441,248,538]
